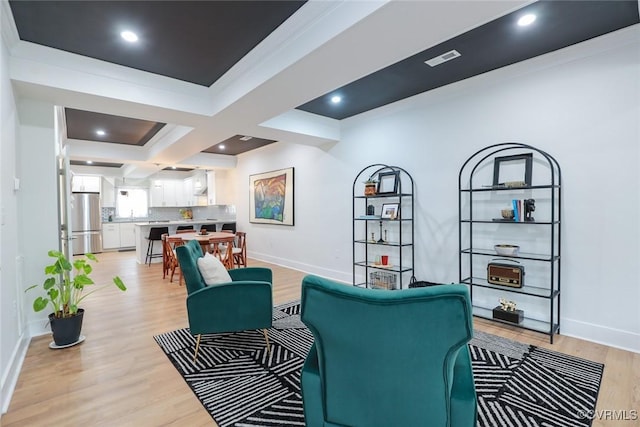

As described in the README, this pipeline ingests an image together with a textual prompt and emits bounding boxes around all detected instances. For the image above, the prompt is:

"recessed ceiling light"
[171,166,176,170]
[86,160,93,164]
[96,129,106,136]
[239,136,253,141]
[219,144,226,150]
[120,30,139,43]
[517,14,536,27]
[331,95,342,104]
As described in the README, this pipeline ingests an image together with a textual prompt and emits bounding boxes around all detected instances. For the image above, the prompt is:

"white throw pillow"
[197,253,232,285]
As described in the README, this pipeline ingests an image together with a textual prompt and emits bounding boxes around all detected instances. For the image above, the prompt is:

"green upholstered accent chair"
[300,275,477,427]
[175,239,273,362]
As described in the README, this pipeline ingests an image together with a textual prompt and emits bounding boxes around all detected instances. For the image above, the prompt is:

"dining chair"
[176,229,194,234]
[161,233,170,279]
[163,235,185,285]
[232,231,247,268]
[209,236,234,270]
[176,225,194,231]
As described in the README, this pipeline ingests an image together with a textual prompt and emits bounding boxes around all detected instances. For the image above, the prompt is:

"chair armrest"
[301,343,324,427]
[186,280,273,334]
[450,346,478,426]
[229,267,272,283]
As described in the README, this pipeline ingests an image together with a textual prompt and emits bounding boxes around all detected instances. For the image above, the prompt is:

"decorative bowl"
[501,209,515,219]
[494,244,519,256]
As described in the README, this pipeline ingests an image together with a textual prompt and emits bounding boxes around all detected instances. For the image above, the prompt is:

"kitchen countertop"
[133,219,236,226]
[103,218,235,225]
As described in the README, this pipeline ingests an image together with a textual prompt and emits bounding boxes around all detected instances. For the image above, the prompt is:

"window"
[116,188,148,218]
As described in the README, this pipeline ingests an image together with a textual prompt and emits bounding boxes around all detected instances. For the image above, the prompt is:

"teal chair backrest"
[176,239,205,295]
[301,275,473,426]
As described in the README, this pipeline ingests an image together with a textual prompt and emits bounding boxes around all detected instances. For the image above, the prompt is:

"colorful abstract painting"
[249,168,294,225]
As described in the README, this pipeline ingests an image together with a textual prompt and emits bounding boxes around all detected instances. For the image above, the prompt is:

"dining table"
[168,231,236,269]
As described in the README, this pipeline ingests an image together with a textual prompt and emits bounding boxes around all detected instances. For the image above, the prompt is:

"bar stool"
[200,224,217,233]
[146,226,168,266]
[221,222,236,233]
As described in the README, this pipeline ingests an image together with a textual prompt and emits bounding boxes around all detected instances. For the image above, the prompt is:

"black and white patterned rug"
[154,301,603,427]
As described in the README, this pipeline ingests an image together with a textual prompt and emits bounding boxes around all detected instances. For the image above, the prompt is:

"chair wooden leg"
[262,329,271,357]
[193,334,201,363]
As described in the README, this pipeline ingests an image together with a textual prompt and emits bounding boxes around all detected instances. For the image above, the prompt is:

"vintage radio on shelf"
[487,262,524,288]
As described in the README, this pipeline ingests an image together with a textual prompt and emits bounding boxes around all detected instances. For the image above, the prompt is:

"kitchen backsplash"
[102,205,236,222]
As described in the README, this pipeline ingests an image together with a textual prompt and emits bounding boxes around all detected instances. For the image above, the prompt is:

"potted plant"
[363,176,378,196]
[26,250,126,347]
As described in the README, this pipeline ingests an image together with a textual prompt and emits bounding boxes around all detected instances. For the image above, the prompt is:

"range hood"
[193,182,207,195]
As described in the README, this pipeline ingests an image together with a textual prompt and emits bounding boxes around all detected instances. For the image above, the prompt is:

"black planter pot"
[49,309,84,346]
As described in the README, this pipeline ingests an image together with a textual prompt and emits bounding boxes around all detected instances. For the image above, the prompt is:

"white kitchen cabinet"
[102,223,120,249]
[119,223,136,247]
[72,175,101,193]
[183,177,194,206]
[207,170,232,205]
[207,171,216,205]
[163,180,178,207]
[150,180,164,207]
[101,177,115,207]
[150,179,179,207]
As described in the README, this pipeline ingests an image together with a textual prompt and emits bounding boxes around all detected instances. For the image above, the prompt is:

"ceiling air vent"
[424,50,461,67]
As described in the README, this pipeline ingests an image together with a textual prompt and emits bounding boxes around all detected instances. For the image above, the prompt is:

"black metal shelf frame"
[458,143,562,343]
[352,164,414,290]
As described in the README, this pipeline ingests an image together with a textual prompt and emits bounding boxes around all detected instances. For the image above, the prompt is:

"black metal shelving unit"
[352,164,414,290]
[458,143,562,343]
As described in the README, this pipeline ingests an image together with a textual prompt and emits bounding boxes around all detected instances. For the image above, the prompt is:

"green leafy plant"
[26,250,126,318]
[363,176,378,185]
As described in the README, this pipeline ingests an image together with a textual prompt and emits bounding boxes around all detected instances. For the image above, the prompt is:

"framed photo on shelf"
[492,153,533,187]
[376,171,399,195]
[380,203,399,219]
[249,167,294,226]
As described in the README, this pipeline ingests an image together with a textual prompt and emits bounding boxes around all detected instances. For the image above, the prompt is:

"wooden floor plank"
[3,251,637,426]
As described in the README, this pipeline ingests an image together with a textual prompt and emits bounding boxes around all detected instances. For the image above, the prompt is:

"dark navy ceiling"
[297,0,640,120]
[9,0,640,153]
[9,0,306,87]
[65,108,165,146]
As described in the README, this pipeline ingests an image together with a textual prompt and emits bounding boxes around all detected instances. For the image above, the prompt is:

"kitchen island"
[134,219,235,264]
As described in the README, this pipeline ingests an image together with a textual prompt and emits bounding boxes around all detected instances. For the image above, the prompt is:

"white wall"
[0,32,59,412]
[0,30,27,414]
[16,99,59,337]
[237,27,640,352]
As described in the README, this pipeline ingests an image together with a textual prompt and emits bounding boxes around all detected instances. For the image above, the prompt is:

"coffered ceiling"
[4,1,638,179]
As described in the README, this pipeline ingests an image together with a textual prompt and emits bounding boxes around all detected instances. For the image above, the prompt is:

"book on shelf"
[511,199,527,222]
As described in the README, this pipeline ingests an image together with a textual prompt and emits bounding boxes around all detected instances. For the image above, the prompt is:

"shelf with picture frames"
[458,143,561,343]
[352,164,414,290]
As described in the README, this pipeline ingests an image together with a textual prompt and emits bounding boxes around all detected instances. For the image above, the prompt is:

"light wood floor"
[3,252,638,426]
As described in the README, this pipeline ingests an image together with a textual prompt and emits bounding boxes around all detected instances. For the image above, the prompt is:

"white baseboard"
[1,334,30,414]
[561,317,639,354]
[249,251,351,284]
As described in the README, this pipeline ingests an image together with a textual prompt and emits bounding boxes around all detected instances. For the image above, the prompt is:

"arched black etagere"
[352,164,414,290]
[458,143,561,343]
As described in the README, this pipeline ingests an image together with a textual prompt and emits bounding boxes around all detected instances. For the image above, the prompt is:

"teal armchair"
[300,275,477,427]
[176,239,273,361]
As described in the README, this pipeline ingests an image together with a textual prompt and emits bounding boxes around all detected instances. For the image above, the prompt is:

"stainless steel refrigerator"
[71,192,103,255]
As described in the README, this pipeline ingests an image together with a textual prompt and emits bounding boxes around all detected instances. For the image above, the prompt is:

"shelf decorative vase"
[364,183,376,196]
